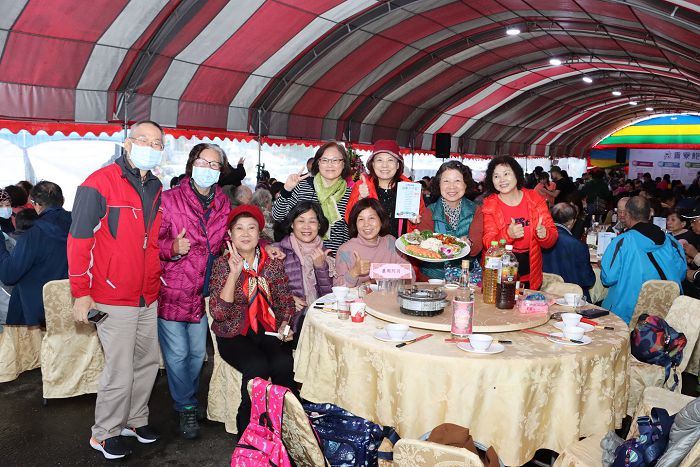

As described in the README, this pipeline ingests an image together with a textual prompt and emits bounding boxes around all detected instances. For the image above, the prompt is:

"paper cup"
[350,301,366,319]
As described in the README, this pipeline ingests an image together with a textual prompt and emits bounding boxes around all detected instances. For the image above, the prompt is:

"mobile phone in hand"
[87,308,108,325]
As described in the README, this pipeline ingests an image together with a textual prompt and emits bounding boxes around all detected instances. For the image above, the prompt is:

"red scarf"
[241,247,277,334]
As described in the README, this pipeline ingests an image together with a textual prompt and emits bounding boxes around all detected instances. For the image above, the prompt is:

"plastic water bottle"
[496,245,518,309]
[482,241,502,304]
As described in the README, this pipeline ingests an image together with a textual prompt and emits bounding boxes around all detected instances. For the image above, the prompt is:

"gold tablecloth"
[294,297,629,466]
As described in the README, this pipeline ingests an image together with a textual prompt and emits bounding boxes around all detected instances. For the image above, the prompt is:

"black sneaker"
[120,425,159,444]
[179,406,200,440]
[90,436,132,459]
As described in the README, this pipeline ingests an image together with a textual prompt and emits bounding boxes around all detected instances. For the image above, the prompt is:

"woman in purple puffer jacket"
[158,143,230,440]
[274,201,334,335]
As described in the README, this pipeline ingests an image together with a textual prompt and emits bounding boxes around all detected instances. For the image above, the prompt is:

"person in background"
[345,140,432,239]
[542,203,596,301]
[269,181,284,200]
[208,205,296,434]
[251,188,274,242]
[0,181,71,326]
[227,184,253,208]
[16,180,33,195]
[274,201,333,335]
[69,120,164,459]
[667,209,697,245]
[158,143,230,440]
[601,196,686,324]
[9,208,39,240]
[4,185,33,229]
[0,189,14,235]
[580,169,611,219]
[608,197,629,234]
[306,157,314,173]
[273,141,351,255]
[535,171,556,206]
[217,156,246,188]
[335,198,413,287]
[421,161,483,280]
[481,156,558,290]
[657,174,671,191]
[550,165,575,204]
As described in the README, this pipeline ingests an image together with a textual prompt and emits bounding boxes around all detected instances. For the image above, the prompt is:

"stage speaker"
[435,133,451,158]
[615,147,627,164]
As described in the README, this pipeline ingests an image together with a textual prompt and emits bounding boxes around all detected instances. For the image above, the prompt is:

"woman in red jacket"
[481,156,558,290]
[345,140,432,238]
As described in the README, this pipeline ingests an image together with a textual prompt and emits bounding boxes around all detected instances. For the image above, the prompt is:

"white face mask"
[128,143,162,171]
[0,207,11,219]
[191,167,220,188]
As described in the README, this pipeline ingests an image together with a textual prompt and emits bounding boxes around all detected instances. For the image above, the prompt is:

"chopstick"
[444,338,512,344]
[396,333,433,348]
[580,317,614,330]
[521,328,583,344]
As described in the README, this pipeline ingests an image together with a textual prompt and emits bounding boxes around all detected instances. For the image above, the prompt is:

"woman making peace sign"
[271,142,351,256]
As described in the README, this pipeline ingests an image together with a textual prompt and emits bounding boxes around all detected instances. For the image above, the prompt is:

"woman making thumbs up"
[335,198,413,287]
[157,143,231,440]
[481,156,557,290]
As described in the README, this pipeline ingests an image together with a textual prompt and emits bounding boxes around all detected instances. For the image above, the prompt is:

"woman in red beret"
[345,140,432,239]
[208,204,296,434]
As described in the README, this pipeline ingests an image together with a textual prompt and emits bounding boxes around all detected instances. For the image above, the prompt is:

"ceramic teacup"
[469,334,493,351]
[385,323,409,340]
[332,286,349,301]
[561,312,582,327]
[564,293,581,306]
[563,326,585,341]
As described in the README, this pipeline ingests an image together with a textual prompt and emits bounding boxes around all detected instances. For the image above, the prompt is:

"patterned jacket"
[209,253,295,338]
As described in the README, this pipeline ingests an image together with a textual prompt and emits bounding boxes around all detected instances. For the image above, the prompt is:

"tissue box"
[518,293,549,314]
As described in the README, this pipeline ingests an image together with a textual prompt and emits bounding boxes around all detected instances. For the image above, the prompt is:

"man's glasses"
[129,137,164,151]
[193,158,223,171]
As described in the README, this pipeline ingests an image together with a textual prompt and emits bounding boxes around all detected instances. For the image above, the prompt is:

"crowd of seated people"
[4,126,700,461]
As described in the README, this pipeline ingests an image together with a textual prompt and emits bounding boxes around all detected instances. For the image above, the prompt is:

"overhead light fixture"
[582,76,593,83]
[612,91,622,96]
[629,101,638,105]
[506,27,521,36]
[645,107,654,111]
[549,58,562,66]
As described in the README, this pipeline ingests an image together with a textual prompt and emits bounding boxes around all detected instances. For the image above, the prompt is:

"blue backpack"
[303,402,399,467]
[612,408,675,467]
[630,314,687,391]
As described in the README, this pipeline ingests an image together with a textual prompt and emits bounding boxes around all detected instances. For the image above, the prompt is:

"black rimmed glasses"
[193,158,223,171]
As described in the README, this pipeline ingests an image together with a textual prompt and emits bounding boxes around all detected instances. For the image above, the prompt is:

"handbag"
[303,402,399,467]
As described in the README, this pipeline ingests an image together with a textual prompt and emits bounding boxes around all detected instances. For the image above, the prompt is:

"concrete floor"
[0,360,234,467]
[1,357,698,466]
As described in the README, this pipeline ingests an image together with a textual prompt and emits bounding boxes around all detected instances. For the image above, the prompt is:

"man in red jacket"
[68,120,164,460]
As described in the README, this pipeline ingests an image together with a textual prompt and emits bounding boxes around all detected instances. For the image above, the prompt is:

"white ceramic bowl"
[564,293,581,306]
[385,323,409,340]
[563,326,585,341]
[561,312,582,327]
[469,334,493,351]
[332,286,350,300]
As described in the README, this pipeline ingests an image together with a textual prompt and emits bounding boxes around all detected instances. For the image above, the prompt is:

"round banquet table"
[293,288,630,466]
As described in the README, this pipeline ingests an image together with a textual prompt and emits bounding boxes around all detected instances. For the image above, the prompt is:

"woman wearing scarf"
[272,142,351,255]
[335,198,413,287]
[421,160,484,279]
[345,140,433,238]
[157,143,230,440]
[274,201,334,334]
[209,204,296,434]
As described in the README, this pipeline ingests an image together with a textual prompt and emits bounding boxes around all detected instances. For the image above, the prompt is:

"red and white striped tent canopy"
[0,0,698,157]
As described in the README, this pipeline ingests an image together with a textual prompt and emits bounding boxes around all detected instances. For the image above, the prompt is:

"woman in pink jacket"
[158,143,230,440]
